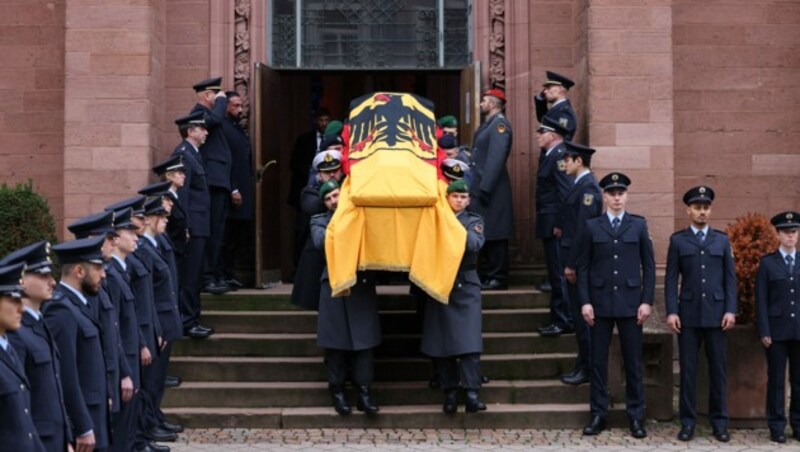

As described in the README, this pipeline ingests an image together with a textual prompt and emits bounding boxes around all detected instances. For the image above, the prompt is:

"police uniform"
[469,89,513,289]
[171,112,213,335]
[756,211,800,442]
[421,180,486,413]
[534,71,578,141]
[151,156,189,260]
[559,143,602,384]
[0,262,48,452]
[535,117,574,335]
[577,173,655,437]
[665,186,737,441]
[44,236,111,450]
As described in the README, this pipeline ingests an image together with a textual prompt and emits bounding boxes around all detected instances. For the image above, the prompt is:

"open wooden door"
[459,61,481,146]
[253,62,282,286]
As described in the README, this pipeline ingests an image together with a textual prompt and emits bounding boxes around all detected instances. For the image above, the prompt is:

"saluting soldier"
[469,88,513,291]
[311,180,381,416]
[578,173,655,439]
[1,242,73,452]
[665,186,737,443]
[420,179,486,414]
[45,236,110,452]
[559,142,602,386]
[534,71,578,141]
[535,116,574,339]
[0,262,47,452]
[756,211,800,443]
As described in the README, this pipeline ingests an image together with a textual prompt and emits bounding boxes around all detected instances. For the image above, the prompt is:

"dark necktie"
[696,230,705,242]
[612,217,620,231]
[787,254,794,274]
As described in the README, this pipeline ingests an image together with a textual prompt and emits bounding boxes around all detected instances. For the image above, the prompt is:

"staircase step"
[173,332,574,357]
[168,353,576,382]
[163,403,622,429]
[162,379,589,408]
[198,308,550,334]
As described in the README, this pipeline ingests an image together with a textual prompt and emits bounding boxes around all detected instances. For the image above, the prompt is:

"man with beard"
[45,235,110,452]
[534,71,577,142]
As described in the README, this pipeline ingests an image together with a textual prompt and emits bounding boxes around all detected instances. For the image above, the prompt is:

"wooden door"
[459,62,480,145]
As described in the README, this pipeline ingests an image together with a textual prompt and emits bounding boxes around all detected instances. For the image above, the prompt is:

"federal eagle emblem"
[583,194,594,206]
[497,123,506,134]
[324,153,333,162]
[557,160,566,171]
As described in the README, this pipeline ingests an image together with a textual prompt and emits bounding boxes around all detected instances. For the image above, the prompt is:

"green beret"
[319,180,340,199]
[324,120,343,136]
[446,179,469,194]
[437,115,458,128]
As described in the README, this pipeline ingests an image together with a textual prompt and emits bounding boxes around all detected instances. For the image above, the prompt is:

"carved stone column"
[234,0,252,129]
[488,0,506,90]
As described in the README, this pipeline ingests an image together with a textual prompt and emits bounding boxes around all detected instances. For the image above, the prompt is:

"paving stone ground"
[166,423,799,451]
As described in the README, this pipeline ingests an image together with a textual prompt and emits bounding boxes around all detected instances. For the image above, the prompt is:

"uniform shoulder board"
[468,211,484,221]
[628,213,645,219]
[713,229,728,236]
[51,291,65,301]
[310,213,328,219]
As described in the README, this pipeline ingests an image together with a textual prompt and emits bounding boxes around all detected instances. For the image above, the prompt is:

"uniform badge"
[583,194,593,206]
[557,160,566,171]
[788,213,794,220]
[474,224,483,234]
[559,117,569,128]
[324,153,333,163]
[497,123,506,134]
[611,173,619,181]
[453,165,461,174]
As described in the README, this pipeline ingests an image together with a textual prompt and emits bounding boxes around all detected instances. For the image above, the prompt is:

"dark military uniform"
[0,336,47,452]
[421,210,485,391]
[535,98,577,142]
[665,226,737,432]
[578,211,655,422]
[290,184,328,311]
[221,112,255,283]
[469,111,513,286]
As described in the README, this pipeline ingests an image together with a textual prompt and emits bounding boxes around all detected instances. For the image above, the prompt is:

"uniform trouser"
[109,392,140,452]
[561,246,590,373]
[179,236,206,329]
[144,342,172,426]
[481,239,509,283]
[765,339,800,432]
[589,316,645,421]
[678,326,728,429]
[542,236,570,329]
[436,353,481,391]
[203,187,230,284]
[135,362,160,449]
[222,218,254,281]
[325,348,374,387]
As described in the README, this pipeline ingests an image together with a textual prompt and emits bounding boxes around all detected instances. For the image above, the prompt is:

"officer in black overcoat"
[1,243,71,452]
[0,262,47,452]
[665,185,737,443]
[171,112,215,337]
[535,116,574,338]
[469,88,513,291]
[577,173,655,439]
[534,71,578,141]
[756,211,800,443]
[311,180,381,416]
[421,179,486,414]
[558,142,602,386]
[45,236,110,451]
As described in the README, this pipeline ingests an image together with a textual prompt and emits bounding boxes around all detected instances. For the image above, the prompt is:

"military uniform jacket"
[127,252,161,355]
[138,238,183,342]
[756,251,800,341]
[8,311,72,452]
[421,211,485,357]
[87,283,129,415]
[535,142,572,239]
[157,234,181,300]
[173,140,211,238]
[577,213,656,318]
[664,228,738,328]
[43,285,109,448]
[0,345,46,452]
[469,111,514,240]
[291,184,328,311]
[191,99,232,191]
[105,259,142,389]
[166,193,188,258]
[534,97,577,142]
[221,115,254,221]
[559,173,602,269]
[311,212,382,351]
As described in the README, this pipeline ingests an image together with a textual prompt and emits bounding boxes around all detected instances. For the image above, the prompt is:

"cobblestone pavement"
[167,423,800,451]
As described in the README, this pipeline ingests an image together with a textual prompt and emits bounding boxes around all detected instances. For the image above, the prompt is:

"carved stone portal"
[234,0,251,129]
[488,0,505,90]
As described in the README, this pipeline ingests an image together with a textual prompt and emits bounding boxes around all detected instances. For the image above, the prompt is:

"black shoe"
[540,325,573,337]
[480,375,490,384]
[560,369,589,386]
[442,389,458,414]
[537,324,556,333]
[226,278,244,290]
[560,368,579,380]
[183,326,212,339]
[538,282,552,292]
[160,421,184,433]
[713,427,730,442]
[464,390,486,413]
[677,424,694,441]
[145,426,178,442]
[203,282,229,295]
[195,324,215,334]
[771,430,787,443]
[165,375,182,388]
[629,419,646,439]
[582,416,606,436]
[480,279,508,291]
[329,385,351,415]
[356,385,379,415]
[149,442,171,452]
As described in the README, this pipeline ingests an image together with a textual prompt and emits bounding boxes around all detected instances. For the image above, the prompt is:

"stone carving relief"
[234,0,251,129]
[488,0,505,90]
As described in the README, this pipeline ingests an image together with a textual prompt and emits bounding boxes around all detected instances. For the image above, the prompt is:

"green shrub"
[0,181,57,259]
